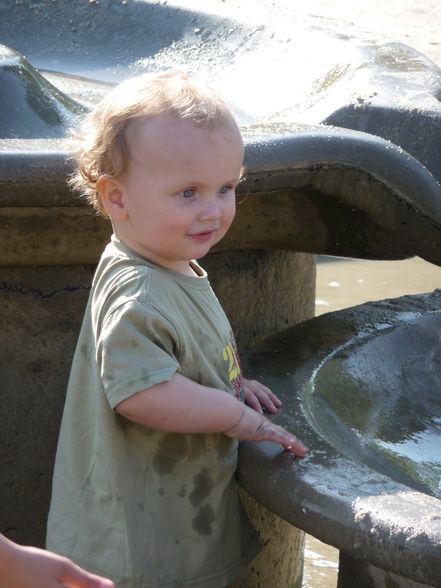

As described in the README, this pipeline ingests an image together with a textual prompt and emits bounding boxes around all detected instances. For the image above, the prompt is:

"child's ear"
[97,176,127,219]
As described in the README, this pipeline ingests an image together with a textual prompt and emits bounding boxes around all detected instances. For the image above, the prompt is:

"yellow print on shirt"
[222,333,243,399]
[223,342,240,382]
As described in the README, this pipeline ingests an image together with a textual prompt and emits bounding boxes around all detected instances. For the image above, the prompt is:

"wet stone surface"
[240,290,441,587]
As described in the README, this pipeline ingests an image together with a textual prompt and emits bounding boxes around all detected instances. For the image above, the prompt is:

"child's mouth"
[188,229,217,243]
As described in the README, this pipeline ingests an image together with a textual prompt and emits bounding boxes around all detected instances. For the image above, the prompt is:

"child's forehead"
[127,113,238,142]
[124,114,244,184]
[123,116,243,179]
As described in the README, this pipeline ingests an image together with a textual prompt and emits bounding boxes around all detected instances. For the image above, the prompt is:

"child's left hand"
[243,378,282,414]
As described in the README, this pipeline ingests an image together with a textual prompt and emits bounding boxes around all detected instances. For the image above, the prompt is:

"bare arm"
[0,533,114,588]
[116,373,307,456]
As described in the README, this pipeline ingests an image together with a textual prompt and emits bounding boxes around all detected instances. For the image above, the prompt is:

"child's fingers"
[253,381,282,407]
[263,423,308,457]
[282,436,309,457]
[227,407,308,457]
[243,388,263,413]
[244,379,281,413]
[242,382,307,455]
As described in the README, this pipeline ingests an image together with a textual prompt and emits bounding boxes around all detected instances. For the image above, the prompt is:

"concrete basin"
[2,2,441,586]
[240,290,441,587]
[2,0,441,266]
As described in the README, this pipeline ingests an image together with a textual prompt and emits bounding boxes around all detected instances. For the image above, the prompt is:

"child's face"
[102,114,243,275]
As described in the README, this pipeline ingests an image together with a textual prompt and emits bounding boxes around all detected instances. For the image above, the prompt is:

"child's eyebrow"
[227,175,243,187]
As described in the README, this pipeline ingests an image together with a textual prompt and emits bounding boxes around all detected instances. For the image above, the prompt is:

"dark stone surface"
[2,128,441,266]
[239,290,441,586]
[2,1,441,265]
[0,266,94,547]
[0,45,84,139]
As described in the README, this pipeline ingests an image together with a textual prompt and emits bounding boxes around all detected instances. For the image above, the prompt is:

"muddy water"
[301,255,441,587]
[315,256,441,317]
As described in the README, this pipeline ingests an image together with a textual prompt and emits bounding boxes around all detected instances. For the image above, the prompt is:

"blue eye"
[181,188,194,199]
[219,185,231,195]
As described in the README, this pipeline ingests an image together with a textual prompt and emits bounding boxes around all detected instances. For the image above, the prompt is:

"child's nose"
[199,195,221,220]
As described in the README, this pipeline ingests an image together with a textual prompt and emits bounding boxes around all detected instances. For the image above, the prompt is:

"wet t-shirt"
[46,237,260,588]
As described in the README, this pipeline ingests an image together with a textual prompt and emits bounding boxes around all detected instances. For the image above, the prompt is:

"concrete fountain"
[241,291,441,587]
[1,1,441,586]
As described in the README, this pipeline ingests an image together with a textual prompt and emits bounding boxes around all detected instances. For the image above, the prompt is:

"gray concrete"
[1,266,95,547]
[3,129,441,266]
[240,290,441,587]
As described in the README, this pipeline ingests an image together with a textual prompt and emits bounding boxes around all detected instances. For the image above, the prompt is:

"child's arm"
[115,373,308,456]
[0,533,114,588]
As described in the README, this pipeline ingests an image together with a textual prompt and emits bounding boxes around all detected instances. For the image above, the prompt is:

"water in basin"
[305,310,441,497]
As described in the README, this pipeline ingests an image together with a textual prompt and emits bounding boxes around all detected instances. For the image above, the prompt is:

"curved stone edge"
[0,44,85,139]
[324,101,441,188]
[239,444,441,585]
[243,128,441,220]
[238,441,441,586]
[238,290,441,586]
[3,127,440,211]
[2,127,441,266]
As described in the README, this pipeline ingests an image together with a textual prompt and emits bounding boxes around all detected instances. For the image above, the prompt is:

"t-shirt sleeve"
[97,300,180,409]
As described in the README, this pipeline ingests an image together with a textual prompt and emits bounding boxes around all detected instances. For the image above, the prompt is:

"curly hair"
[68,71,236,216]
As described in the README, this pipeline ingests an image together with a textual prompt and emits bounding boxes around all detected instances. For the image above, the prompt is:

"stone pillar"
[1,266,94,547]
[205,249,315,588]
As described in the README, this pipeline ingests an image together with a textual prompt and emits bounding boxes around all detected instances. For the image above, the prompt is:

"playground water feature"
[305,255,441,587]
[3,2,441,586]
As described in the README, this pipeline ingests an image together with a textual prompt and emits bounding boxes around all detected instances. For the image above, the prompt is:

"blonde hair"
[68,70,237,216]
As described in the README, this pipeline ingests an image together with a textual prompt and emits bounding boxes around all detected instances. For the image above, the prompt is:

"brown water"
[302,255,441,587]
[303,535,339,588]
[315,257,441,317]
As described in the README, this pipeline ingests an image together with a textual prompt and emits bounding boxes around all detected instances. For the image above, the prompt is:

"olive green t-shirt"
[46,237,260,587]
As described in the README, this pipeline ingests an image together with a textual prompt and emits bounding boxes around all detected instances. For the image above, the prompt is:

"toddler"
[47,71,307,588]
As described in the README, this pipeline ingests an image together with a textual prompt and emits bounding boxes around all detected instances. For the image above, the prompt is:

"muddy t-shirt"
[46,237,260,588]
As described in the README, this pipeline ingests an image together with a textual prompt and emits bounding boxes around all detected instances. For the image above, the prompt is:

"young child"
[46,71,307,588]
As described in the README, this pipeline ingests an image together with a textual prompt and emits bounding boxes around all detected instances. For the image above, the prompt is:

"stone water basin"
[308,307,441,500]
[239,290,441,587]
[3,1,441,268]
[2,3,441,584]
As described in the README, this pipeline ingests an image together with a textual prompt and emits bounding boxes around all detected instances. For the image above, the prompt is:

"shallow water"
[302,255,441,587]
